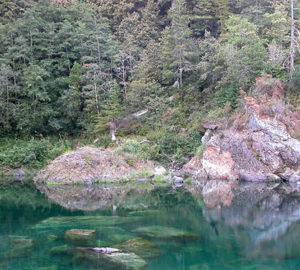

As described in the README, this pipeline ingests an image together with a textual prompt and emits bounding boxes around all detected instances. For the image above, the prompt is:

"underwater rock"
[0,237,35,260]
[50,244,71,256]
[64,229,96,245]
[110,233,135,244]
[133,226,197,239]
[44,234,59,241]
[74,247,147,270]
[32,215,142,231]
[9,237,35,248]
[114,238,161,259]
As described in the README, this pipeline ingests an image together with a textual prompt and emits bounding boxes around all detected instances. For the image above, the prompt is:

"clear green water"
[1,180,300,270]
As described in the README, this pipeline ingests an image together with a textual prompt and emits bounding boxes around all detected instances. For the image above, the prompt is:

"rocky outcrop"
[35,146,156,184]
[185,146,238,181]
[184,75,300,183]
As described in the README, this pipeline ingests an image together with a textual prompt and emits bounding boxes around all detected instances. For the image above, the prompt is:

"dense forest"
[0,0,299,170]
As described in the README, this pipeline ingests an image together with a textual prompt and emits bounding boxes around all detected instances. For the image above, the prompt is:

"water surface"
[1,180,300,269]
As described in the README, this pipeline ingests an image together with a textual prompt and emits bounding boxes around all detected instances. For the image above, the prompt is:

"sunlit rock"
[74,247,147,270]
[35,146,155,184]
[184,75,300,183]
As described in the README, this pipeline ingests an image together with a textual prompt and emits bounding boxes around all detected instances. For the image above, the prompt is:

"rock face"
[184,75,300,183]
[36,146,155,184]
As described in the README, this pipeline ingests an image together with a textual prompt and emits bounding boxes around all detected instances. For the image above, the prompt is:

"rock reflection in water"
[38,181,300,262]
[201,181,300,259]
[37,183,157,211]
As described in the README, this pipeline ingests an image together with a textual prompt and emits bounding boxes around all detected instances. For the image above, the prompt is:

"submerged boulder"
[32,215,142,231]
[0,237,35,260]
[35,146,155,184]
[133,225,197,239]
[50,244,71,256]
[64,229,96,245]
[9,237,35,248]
[74,247,147,270]
[113,238,161,259]
[184,75,300,183]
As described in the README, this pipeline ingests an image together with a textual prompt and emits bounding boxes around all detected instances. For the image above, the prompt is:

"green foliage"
[0,0,295,169]
[94,82,123,134]
[215,82,239,109]
[120,140,141,154]
[161,0,196,90]
[220,16,268,90]
[147,129,202,165]
[0,0,117,135]
[0,138,69,169]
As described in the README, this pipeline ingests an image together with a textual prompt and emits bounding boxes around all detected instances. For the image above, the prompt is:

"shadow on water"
[1,179,300,269]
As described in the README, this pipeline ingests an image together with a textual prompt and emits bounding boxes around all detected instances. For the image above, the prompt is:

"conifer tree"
[95,82,123,141]
[0,64,15,129]
[162,0,196,90]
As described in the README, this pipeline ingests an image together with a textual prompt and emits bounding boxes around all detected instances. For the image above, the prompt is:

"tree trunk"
[290,0,295,79]
[121,57,127,101]
[6,79,9,126]
[93,72,100,114]
[171,0,176,9]
[109,121,117,142]
[94,16,102,70]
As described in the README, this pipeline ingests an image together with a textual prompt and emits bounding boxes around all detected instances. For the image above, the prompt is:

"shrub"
[121,140,141,154]
[147,129,202,165]
[0,138,69,169]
